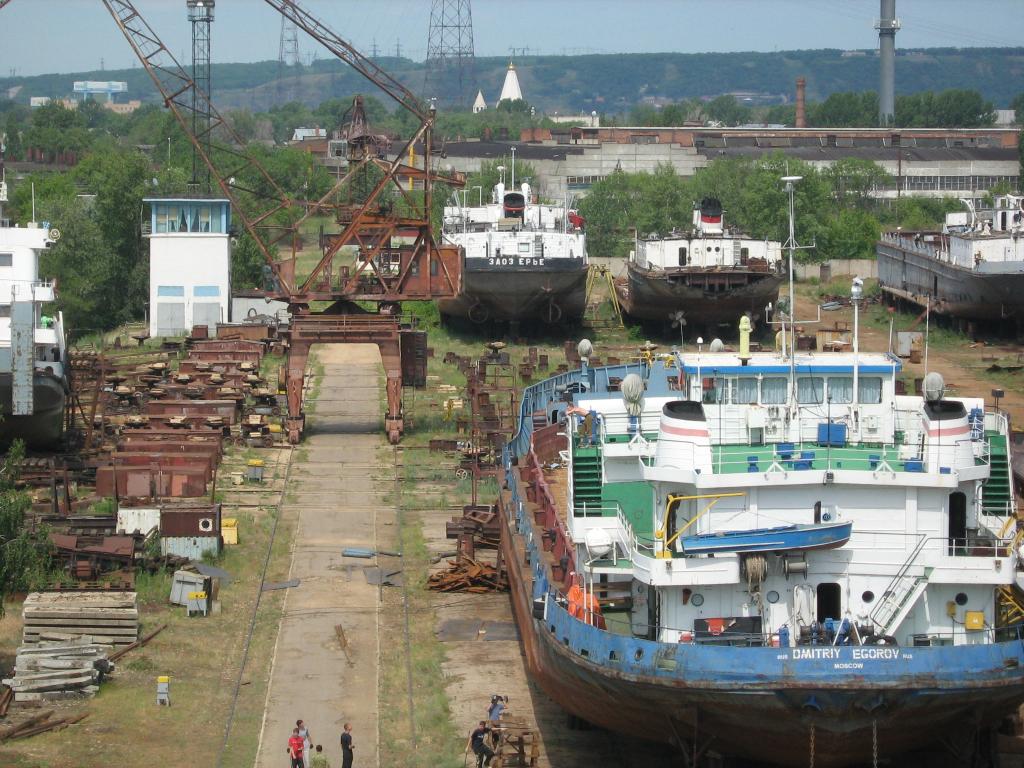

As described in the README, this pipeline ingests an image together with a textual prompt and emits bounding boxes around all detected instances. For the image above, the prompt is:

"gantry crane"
[1,0,465,443]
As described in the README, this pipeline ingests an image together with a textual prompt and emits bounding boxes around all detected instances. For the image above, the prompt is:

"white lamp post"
[851,276,863,407]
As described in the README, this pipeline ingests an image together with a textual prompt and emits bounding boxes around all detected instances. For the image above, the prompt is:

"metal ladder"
[870,536,932,637]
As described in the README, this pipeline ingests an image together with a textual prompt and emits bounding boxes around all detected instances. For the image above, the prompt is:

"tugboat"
[617,197,783,333]
[877,195,1024,331]
[438,164,588,325]
[0,154,68,448]
[498,326,1024,765]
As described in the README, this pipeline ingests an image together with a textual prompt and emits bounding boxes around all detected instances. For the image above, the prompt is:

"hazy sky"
[1,0,1022,77]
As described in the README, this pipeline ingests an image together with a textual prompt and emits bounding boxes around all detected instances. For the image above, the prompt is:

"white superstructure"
[561,348,1018,650]
[633,198,783,272]
[0,224,65,380]
[443,180,587,267]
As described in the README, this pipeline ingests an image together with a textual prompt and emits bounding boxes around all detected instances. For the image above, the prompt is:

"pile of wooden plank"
[3,640,113,701]
[427,556,507,593]
[22,591,139,647]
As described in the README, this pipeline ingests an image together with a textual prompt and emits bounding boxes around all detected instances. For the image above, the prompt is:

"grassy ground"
[0,445,295,768]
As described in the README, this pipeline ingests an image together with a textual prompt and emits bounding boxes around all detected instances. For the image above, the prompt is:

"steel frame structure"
[0,0,464,444]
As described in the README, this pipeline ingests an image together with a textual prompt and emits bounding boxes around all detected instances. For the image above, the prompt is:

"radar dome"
[577,339,594,362]
[621,373,645,417]
[923,372,945,403]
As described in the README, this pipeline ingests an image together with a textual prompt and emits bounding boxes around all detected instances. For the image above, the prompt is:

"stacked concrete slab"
[21,591,139,647]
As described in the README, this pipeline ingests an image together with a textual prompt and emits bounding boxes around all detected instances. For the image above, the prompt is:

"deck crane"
[0,0,465,443]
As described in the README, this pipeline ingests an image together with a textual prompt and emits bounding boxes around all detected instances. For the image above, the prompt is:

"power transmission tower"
[424,0,475,108]
[278,15,300,104]
[370,38,379,59]
[187,0,214,192]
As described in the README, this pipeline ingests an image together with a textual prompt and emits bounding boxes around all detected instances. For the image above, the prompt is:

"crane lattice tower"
[187,0,214,191]
[424,0,475,108]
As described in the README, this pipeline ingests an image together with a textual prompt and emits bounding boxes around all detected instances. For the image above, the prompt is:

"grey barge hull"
[438,259,588,324]
[617,262,782,326]
[877,238,1024,323]
[0,372,66,448]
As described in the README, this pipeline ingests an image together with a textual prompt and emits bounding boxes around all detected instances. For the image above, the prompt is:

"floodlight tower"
[424,0,476,107]
[187,0,214,191]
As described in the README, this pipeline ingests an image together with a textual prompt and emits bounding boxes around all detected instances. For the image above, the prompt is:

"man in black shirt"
[340,723,354,768]
[465,721,495,768]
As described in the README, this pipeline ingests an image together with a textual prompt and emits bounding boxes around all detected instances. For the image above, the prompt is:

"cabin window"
[761,377,787,404]
[702,377,726,404]
[828,377,853,404]
[678,247,687,267]
[858,377,882,404]
[735,377,758,404]
[518,241,531,254]
[0,306,9,318]
[797,377,824,404]
[0,252,12,268]
[739,247,749,264]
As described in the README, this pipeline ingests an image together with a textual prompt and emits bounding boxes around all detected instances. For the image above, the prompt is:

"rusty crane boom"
[1,0,464,444]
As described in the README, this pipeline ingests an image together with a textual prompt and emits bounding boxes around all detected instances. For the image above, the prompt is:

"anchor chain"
[809,724,815,768]
[872,719,878,768]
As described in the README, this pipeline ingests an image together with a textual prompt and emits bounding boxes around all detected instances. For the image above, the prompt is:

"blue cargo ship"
[497,340,1024,766]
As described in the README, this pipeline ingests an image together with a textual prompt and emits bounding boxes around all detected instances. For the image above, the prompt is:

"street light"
[851,276,863,406]
[782,176,802,394]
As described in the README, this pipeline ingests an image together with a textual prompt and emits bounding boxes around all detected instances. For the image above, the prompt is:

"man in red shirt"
[287,727,305,768]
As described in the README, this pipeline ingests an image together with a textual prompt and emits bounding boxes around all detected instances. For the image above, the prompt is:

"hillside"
[2,47,1022,114]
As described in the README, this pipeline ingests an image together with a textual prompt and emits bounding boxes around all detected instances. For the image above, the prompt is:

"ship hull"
[500,483,1024,767]
[438,258,588,323]
[877,239,1024,322]
[617,262,782,326]
[0,372,66,449]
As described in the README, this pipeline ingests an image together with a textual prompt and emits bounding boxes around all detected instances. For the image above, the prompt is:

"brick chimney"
[795,77,807,128]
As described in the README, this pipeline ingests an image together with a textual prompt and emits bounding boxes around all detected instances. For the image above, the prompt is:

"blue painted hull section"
[680,521,853,555]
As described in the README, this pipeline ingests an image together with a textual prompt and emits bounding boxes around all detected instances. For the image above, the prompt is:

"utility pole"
[424,0,475,108]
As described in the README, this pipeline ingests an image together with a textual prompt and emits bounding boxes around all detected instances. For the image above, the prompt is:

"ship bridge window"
[735,377,758,404]
[0,252,12,268]
[828,377,853,404]
[761,377,787,404]
[701,377,728,404]
[797,377,824,404]
[858,377,882,404]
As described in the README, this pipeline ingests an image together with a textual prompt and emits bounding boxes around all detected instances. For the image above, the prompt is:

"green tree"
[1013,93,1024,125]
[704,95,748,127]
[230,232,270,292]
[0,442,52,607]
[809,92,877,127]
[818,209,881,260]
[823,158,892,209]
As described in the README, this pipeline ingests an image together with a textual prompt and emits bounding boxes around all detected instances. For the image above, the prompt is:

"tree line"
[577,155,967,263]
[623,89,1000,129]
